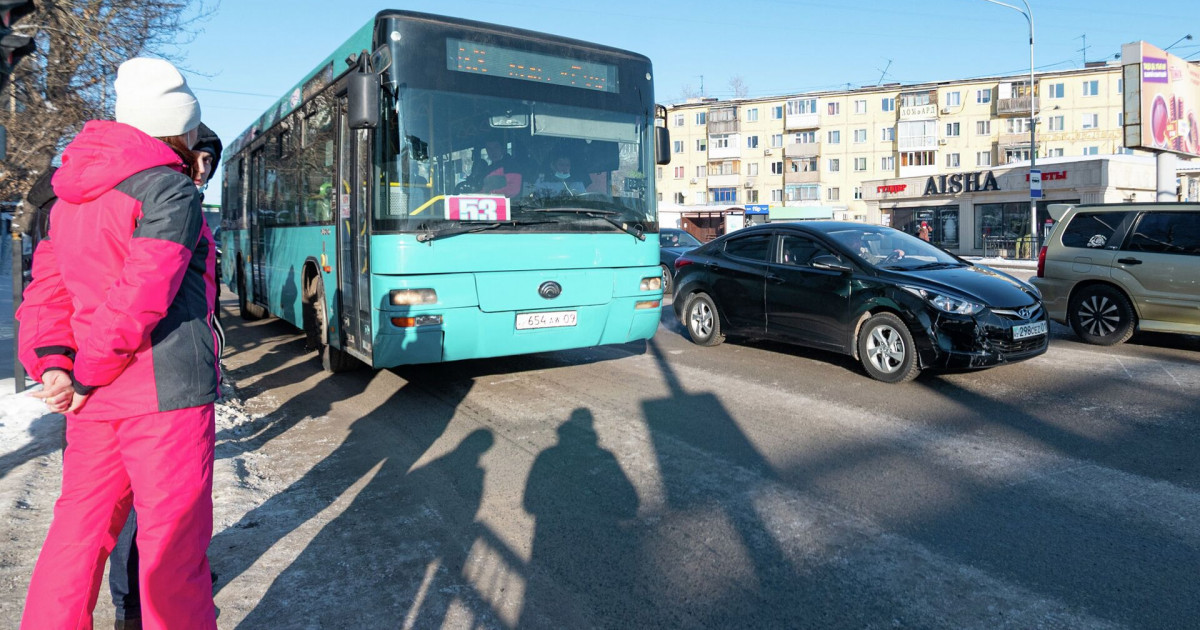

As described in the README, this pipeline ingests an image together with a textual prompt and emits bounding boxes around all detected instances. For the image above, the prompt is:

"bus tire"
[308,276,361,373]
[237,265,265,321]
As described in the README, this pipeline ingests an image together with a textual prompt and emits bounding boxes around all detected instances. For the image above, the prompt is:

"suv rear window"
[1060,212,1132,249]
[1125,211,1200,256]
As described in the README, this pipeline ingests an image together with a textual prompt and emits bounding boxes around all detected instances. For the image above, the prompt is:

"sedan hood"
[895,264,1037,308]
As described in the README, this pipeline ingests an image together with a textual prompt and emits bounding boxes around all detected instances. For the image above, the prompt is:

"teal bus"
[220,10,670,371]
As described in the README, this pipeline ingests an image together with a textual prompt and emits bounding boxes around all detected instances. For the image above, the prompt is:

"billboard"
[1123,41,1200,158]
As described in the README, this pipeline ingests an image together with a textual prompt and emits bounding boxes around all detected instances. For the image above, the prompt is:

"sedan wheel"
[684,292,724,346]
[857,313,920,383]
[1069,284,1135,346]
[661,263,673,295]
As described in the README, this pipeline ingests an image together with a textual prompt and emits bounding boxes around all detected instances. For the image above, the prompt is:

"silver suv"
[1031,203,1200,345]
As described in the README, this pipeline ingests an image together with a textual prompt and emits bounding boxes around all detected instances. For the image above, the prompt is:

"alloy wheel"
[690,300,713,338]
[866,324,907,373]
[1078,294,1119,337]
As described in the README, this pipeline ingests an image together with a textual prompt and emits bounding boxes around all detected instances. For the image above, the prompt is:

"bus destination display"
[447,38,619,93]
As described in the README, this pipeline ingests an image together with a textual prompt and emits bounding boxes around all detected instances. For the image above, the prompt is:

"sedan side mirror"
[811,254,852,273]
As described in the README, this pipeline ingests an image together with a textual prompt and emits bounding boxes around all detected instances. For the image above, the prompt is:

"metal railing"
[982,235,1035,259]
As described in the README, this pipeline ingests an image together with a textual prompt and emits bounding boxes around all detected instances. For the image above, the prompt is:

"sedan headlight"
[901,286,984,316]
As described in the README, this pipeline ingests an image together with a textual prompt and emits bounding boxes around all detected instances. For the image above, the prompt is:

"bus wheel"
[237,265,264,321]
[308,276,361,373]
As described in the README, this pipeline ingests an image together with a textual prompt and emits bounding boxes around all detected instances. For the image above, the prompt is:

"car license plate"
[1012,320,1047,340]
[516,311,578,330]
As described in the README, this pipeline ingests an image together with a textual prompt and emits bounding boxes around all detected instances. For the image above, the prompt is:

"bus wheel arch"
[305,271,360,373]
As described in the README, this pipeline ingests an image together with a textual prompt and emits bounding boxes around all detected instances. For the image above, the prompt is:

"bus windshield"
[376,88,656,234]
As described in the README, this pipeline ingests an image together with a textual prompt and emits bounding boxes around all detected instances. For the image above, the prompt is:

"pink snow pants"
[21,404,217,630]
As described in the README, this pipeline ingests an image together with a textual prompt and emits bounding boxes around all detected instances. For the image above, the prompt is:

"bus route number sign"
[447,195,510,221]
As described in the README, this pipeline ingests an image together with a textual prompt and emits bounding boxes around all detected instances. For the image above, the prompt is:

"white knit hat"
[114,58,201,138]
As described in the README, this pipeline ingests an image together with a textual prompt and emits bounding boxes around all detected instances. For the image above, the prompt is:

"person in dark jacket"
[17,57,219,630]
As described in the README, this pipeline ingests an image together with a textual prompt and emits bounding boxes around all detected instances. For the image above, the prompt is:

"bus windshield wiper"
[522,208,646,241]
[415,219,556,243]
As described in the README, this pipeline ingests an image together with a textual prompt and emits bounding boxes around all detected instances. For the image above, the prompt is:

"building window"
[1117,79,1123,94]
[674,192,685,204]
[746,108,759,122]
[900,150,936,167]
[694,192,706,204]
[946,152,960,168]
[1081,113,1099,129]
[854,157,867,171]
[747,189,759,203]
[712,134,731,149]
[674,166,684,178]
[696,112,707,125]
[976,151,992,166]
[828,158,840,172]
[796,131,816,144]
[1049,115,1065,131]
[1082,80,1099,96]
[673,140,683,153]
[854,99,867,114]
[827,101,840,115]
[747,135,759,149]
[747,163,759,176]
[708,161,738,176]
[673,114,684,127]
[1047,147,1064,157]
[853,129,867,143]
[771,189,783,202]
[881,155,895,170]
[696,166,706,178]
[882,97,895,112]
[893,206,960,247]
[696,138,707,151]
[1006,118,1031,134]
[797,157,817,172]
[1004,147,1031,163]
[976,120,991,135]
[881,127,895,141]
[853,186,863,200]
[945,122,960,137]
[772,105,784,119]
[1117,112,1124,126]
[1083,146,1099,155]
[1047,83,1064,99]
[976,88,992,104]
[828,187,840,201]
[770,161,783,175]
[786,184,820,201]
[711,187,736,203]
[827,130,841,144]
[945,91,961,107]
[656,167,662,179]
[787,98,818,115]
[657,192,662,202]
[771,134,784,147]
[900,92,932,107]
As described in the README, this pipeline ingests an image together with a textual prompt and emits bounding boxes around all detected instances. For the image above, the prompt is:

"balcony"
[785,170,820,184]
[897,136,938,151]
[785,112,820,131]
[998,133,1031,147]
[706,173,739,188]
[997,95,1038,116]
[785,142,821,158]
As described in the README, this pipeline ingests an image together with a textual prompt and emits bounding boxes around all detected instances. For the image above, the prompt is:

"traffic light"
[0,0,35,92]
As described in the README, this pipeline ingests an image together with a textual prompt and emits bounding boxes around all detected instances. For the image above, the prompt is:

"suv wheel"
[684,292,724,346]
[1069,284,1135,345]
[857,313,920,383]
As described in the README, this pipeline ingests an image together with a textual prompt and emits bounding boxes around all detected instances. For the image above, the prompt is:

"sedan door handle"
[1117,257,1143,265]
[766,273,785,284]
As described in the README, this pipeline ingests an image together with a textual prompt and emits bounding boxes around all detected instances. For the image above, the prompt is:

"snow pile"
[0,379,60,458]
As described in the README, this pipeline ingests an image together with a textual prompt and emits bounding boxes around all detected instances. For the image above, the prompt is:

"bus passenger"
[536,154,587,196]
[17,57,219,630]
[469,139,522,197]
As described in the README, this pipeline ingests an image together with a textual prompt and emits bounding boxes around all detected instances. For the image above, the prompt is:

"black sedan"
[659,228,702,294]
[672,222,1048,383]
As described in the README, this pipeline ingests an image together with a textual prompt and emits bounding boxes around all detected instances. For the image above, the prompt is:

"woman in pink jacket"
[17,58,219,629]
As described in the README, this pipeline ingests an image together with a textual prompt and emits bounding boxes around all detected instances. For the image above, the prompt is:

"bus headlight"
[640,277,662,291]
[390,289,438,305]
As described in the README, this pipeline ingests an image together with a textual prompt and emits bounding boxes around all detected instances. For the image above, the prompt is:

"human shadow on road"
[0,412,64,481]
[517,409,640,629]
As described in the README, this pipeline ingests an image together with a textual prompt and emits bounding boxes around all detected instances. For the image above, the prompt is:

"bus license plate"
[516,311,577,330]
[1012,320,1047,340]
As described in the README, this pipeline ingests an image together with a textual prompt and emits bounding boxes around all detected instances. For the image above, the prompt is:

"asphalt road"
[3,289,1198,629]
[185,292,1198,629]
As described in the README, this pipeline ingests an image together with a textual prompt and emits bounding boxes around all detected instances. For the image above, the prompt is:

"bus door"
[335,95,373,361]
[249,147,268,306]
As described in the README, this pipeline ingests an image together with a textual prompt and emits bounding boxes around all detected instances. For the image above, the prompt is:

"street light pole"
[980,0,1038,258]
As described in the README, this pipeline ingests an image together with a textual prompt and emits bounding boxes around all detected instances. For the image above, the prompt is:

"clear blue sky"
[177,0,1194,193]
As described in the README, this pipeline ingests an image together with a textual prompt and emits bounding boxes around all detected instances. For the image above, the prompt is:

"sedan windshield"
[376,89,655,235]
[826,226,964,270]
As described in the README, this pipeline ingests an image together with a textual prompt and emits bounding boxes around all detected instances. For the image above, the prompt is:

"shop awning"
[768,206,836,221]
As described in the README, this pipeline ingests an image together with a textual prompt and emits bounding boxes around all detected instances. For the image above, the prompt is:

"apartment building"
[656,62,1163,251]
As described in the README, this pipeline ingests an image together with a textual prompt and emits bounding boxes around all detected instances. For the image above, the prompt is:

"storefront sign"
[923,171,999,196]
[900,104,938,120]
[1026,170,1067,181]
[877,184,908,194]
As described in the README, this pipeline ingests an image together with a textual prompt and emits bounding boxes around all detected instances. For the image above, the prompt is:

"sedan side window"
[780,234,836,266]
[723,234,772,261]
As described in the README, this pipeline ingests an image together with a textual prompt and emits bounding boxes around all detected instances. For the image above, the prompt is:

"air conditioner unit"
[689,178,698,184]
[743,181,753,188]
[940,107,951,114]
[937,139,948,145]
[764,149,773,156]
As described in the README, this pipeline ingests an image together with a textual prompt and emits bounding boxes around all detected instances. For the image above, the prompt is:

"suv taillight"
[1036,246,1047,278]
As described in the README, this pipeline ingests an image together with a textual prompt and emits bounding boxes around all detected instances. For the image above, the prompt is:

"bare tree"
[677,84,699,102]
[728,75,748,99]
[1,0,216,202]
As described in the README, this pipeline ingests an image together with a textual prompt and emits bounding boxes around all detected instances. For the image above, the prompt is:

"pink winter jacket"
[17,121,219,420]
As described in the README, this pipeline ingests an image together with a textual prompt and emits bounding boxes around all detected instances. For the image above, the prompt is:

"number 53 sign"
[447,195,511,221]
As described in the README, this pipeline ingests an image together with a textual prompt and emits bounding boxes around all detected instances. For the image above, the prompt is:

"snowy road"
[1,296,1198,628]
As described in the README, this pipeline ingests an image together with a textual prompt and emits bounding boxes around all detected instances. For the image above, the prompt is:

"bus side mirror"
[348,72,378,129]
[655,126,671,166]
